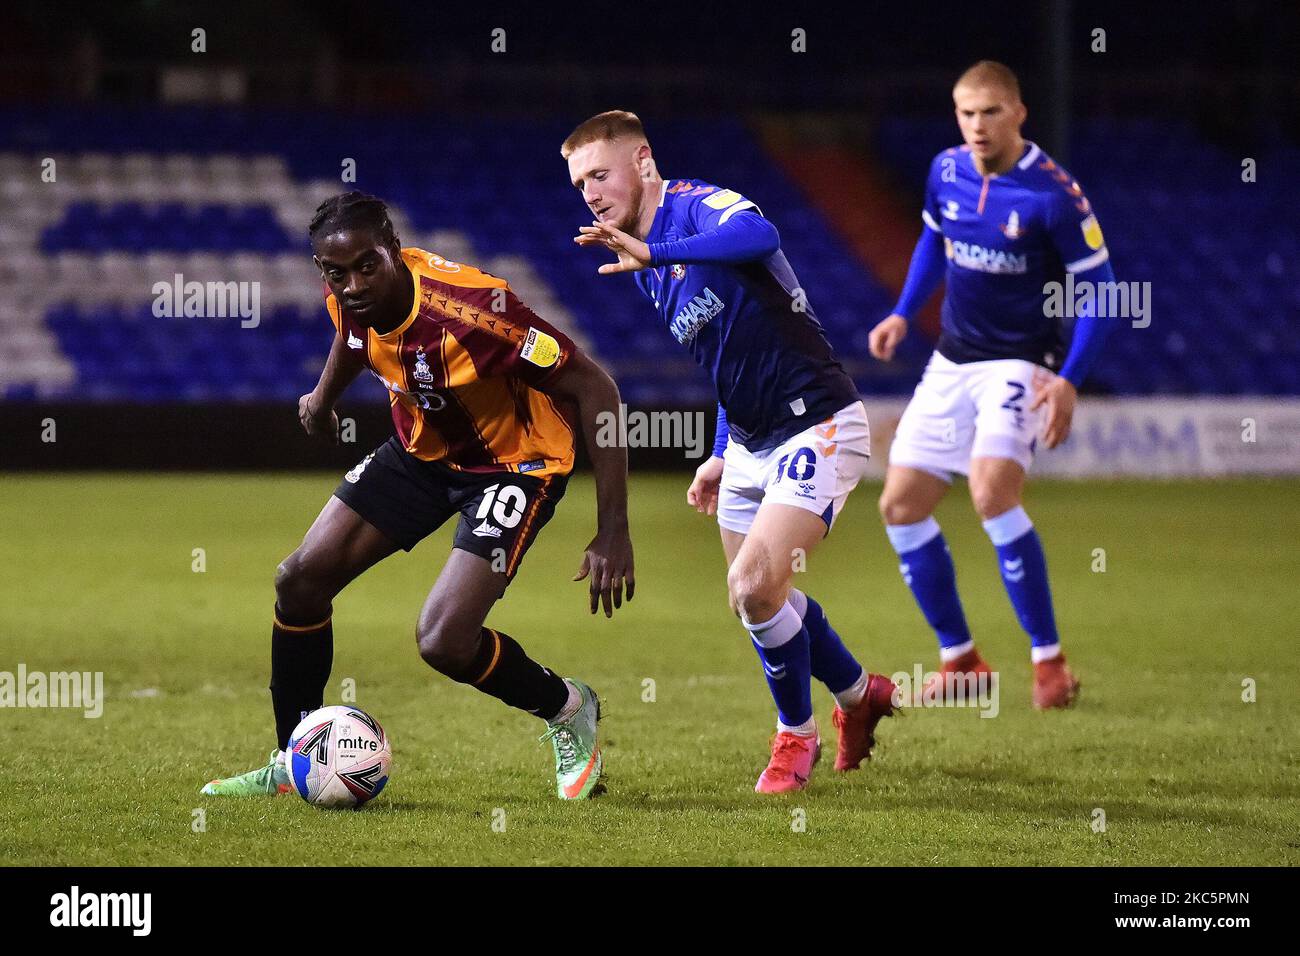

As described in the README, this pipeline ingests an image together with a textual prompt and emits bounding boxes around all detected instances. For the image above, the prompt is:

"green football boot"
[539,680,603,800]
[200,750,292,796]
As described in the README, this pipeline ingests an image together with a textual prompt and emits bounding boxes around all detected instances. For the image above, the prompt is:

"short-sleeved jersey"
[921,141,1110,368]
[633,179,859,454]
[326,248,576,477]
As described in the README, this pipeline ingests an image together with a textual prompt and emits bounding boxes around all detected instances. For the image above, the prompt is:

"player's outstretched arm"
[643,211,780,267]
[298,332,366,442]
[537,350,635,617]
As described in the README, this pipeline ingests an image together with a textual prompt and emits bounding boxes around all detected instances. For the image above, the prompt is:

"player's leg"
[882,354,989,692]
[201,493,401,796]
[725,526,874,719]
[968,455,1077,708]
[417,472,602,799]
[270,496,400,746]
[722,525,862,739]
[415,547,571,720]
[879,464,983,667]
[726,402,895,787]
[968,361,1078,708]
[727,501,829,791]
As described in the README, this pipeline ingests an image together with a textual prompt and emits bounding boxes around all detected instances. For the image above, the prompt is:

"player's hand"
[298,391,340,443]
[686,455,724,516]
[868,313,909,361]
[573,525,635,618]
[1029,375,1077,449]
[573,220,652,274]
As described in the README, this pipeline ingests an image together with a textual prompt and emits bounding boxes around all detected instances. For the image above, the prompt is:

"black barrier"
[0,403,720,472]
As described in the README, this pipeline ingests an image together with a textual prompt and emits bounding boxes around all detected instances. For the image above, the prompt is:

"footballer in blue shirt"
[562,110,898,793]
[868,61,1117,709]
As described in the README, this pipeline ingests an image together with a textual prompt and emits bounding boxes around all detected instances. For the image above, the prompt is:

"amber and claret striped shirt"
[325,248,577,477]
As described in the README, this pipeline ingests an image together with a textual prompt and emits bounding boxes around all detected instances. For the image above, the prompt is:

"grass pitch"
[1,473,1297,866]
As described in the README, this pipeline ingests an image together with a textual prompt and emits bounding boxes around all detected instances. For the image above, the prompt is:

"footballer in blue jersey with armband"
[868,61,1118,710]
[562,110,899,794]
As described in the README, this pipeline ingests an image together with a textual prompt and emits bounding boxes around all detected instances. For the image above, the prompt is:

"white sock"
[834,671,869,710]
[778,716,817,737]
[1031,643,1063,663]
[940,639,976,663]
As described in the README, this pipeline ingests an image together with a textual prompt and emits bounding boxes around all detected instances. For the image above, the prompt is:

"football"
[286,705,392,810]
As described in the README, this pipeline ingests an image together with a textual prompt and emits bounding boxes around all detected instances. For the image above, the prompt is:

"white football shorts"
[889,351,1052,479]
[717,400,871,536]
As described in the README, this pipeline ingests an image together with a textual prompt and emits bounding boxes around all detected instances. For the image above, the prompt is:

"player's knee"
[727,561,784,624]
[414,612,478,676]
[879,491,928,527]
[274,552,332,618]
[970,483,1019,521]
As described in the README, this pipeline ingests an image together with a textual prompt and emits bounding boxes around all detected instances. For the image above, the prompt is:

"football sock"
[453,627,570,721]
[743,602,814,729]
[833,671,870,711]
[788,588,865,705]
[270,606,334,751]
[982,507,1060,655]
[886,518,973,656]
[550,680,582,724]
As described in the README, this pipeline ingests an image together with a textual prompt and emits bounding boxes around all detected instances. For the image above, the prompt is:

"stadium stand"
[1,108,1296,404]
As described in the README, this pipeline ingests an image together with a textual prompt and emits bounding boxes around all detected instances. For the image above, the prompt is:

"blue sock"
[885,518,973,654]
[982,506,1059,652]
[744,603,814,729]
[788,589,862,694]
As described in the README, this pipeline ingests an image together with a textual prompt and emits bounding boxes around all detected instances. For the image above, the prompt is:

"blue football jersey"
[633,178,859,453]
[922,141,1110,367]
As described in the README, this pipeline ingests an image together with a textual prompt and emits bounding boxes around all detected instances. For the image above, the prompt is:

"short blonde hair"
[561,110,648,159]
[954,60,1022,101]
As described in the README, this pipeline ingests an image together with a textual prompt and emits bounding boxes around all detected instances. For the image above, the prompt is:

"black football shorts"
[333,437,568,579]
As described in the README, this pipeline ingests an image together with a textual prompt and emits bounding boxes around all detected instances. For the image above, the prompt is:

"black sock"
[453,627,569,721]
[269,605,334,750]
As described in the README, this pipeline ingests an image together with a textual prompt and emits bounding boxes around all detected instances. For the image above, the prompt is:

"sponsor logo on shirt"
[669,287,725,344]
[702,188,743,210]
[1081,214,1105,250]
[520,327,561,367]
[369,370,447,411]
[347,332,364,349]
[944,238,1028,275]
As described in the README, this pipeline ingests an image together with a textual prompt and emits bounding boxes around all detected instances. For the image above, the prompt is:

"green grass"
[1,473,1297,866]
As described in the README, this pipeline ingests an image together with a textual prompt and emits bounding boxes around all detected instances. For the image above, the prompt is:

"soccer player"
[561,112,897,794]
[201,192,633,800]
[868,61,1117,708]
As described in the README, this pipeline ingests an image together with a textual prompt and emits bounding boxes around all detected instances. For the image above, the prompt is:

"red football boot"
[830,673,900,771]
[755,731,822,794]
[1032,655,1080,709]
[920,648,996,704]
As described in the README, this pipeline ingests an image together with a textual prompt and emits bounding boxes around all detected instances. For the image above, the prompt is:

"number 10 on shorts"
[476,484,528,529]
